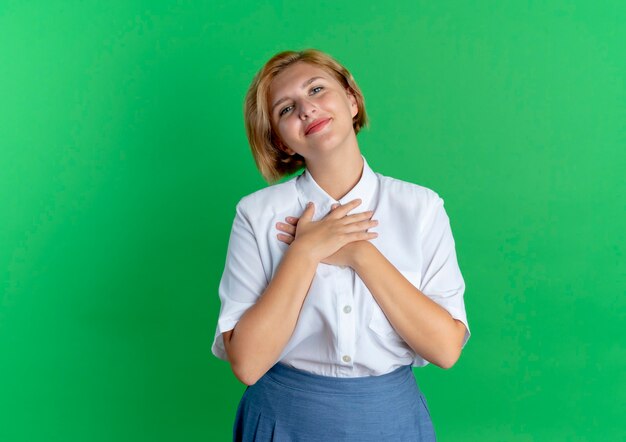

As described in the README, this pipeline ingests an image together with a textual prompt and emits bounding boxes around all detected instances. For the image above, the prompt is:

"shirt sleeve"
[211,200,268,361]
[414,192,470,366]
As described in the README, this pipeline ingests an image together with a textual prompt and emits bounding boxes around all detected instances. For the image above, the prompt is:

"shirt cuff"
[211,316,240,361]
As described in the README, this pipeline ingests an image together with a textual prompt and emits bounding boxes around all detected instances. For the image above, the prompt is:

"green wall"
[1,1,624,440]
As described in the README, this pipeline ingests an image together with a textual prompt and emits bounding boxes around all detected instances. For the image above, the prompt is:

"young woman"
[211,48,471,441]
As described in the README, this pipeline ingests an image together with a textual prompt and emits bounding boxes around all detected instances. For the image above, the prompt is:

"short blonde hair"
[243,48,369,184]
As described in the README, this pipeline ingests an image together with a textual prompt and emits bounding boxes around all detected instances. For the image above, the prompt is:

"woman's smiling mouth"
[305,118,331,135]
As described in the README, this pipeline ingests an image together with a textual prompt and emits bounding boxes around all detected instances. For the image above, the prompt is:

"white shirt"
[211,154,470,377]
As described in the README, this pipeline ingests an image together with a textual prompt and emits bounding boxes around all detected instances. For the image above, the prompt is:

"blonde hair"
[243,48,369,184]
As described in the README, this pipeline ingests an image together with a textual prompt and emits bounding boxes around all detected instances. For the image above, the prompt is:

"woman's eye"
[278,87,322,117]
[279,105,293,117]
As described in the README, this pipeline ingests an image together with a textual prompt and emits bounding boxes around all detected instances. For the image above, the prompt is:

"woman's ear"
[346,88,358,118]
[277,140,295,156]
[272,130,295,155]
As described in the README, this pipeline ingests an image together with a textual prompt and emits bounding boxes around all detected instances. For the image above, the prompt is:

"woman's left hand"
[275,204,372,268]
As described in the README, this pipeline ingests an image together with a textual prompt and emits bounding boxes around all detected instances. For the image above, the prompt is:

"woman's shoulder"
[376,172,441,204]
[236,175,300,215]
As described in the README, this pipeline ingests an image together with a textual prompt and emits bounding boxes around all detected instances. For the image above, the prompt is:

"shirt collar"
[295,154,379,220]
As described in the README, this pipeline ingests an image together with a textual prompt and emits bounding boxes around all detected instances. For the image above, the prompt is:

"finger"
[342,210,375,224]
[346,231,379,241]
[327,198,362,219]
[342,219,378,233]
[276,233,294,244]
[300,202,315,222]
[285,216,299,225]
[276,221,296,235]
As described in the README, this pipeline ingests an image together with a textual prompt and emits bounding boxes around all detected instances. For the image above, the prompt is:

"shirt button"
[343,305,352,314]
[342,355,351,363]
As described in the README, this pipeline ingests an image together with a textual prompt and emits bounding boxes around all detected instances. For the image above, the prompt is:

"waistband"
[263,362,416,396]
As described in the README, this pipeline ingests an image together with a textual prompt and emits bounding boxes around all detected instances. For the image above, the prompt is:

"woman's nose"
[298,99,316,119]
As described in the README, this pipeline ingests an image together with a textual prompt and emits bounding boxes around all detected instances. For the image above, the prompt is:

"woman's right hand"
[291,199,378,263]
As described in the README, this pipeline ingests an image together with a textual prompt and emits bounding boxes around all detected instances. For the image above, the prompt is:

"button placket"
[336,272,355,366]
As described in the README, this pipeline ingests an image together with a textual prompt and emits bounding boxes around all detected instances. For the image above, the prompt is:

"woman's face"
[268,62,358,161]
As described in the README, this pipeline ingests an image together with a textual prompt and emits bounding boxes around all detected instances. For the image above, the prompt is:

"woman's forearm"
[351,242,467,369]
[224,241,318,385]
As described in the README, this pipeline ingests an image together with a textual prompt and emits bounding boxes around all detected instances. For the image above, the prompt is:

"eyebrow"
[271,76,325,112]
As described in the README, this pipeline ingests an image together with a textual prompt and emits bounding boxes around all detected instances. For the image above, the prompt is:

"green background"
[1,1,624,441]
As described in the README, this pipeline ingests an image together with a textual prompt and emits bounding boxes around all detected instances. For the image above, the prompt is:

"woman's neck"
[305,147,364,202]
